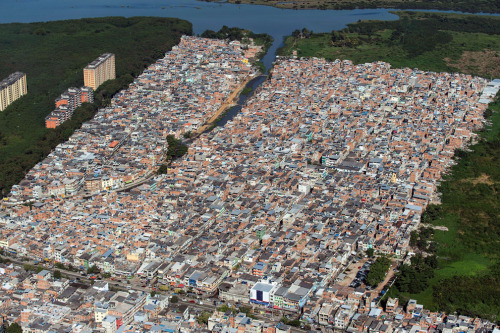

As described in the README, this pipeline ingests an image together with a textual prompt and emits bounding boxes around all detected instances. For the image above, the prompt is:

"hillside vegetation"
[278,12,500,79]
[0,17,192,197]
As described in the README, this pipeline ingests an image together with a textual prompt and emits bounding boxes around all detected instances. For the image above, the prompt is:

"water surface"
[0,0,402,69]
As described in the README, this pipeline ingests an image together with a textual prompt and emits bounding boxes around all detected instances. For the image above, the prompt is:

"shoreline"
[200,0,499,14]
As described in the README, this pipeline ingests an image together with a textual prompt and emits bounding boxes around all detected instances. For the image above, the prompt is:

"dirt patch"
[457,173,495,186]
[421,223,449,231]
[338,258,368,286]
[470,173,494,185]
[445,50,500,78]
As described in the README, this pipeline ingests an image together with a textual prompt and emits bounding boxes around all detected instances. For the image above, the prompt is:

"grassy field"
[0,17,192,196]
[278,12,500,79]
[206,0,499,13]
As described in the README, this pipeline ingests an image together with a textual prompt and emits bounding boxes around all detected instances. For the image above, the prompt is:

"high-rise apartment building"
[0,72,27,111]
[83,53,116,90]
[45,86,94,129]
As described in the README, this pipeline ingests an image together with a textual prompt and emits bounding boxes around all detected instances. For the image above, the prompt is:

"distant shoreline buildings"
[0,72,27,111]
[83,53,116,90]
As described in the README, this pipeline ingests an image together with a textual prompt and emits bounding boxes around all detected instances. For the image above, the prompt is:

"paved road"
[3,254,313,331]
[0,254,150,293]
[176,300,309,333]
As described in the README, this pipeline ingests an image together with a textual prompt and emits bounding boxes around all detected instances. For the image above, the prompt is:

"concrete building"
[250,280,278,307]
[0,72,27,111]
[84,53,116,90]
[45,86,94,128]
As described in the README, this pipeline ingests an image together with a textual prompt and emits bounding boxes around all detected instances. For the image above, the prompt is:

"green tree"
[421,204,443,223]
[23,264,36,272]
[171,295,179,303]
[217,304,237,314]
[366,256,391,287]
[197,311,211,325]
[7,322,23,333]
[394,254,437,294]
[409,230,418,247]
[157,164,169,174]
[239,306,256,319]
[87,265,100,274]
[165,135,188,161]
[366,248,375,257]
[281,316,301,327]
[53,270,62,279]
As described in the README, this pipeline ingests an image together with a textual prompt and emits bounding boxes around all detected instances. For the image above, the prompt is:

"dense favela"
[0,35,499,332]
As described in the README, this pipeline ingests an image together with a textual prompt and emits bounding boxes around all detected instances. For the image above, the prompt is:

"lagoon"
[0,0,402,69]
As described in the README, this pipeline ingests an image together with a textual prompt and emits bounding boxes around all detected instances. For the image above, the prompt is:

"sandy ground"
[338,257,399,295]
[338,257,368,287]
[195,75,256,135]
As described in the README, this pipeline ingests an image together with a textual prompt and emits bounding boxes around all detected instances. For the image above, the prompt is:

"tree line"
[390,93,500,321]
[201,25,273,48]
[366,255,391,287]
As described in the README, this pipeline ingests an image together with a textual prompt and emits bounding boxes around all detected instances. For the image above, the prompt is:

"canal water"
[217,75,267,128]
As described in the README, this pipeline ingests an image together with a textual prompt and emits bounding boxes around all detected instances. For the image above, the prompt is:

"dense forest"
[0,17,192,197]
[201,25,273,47]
